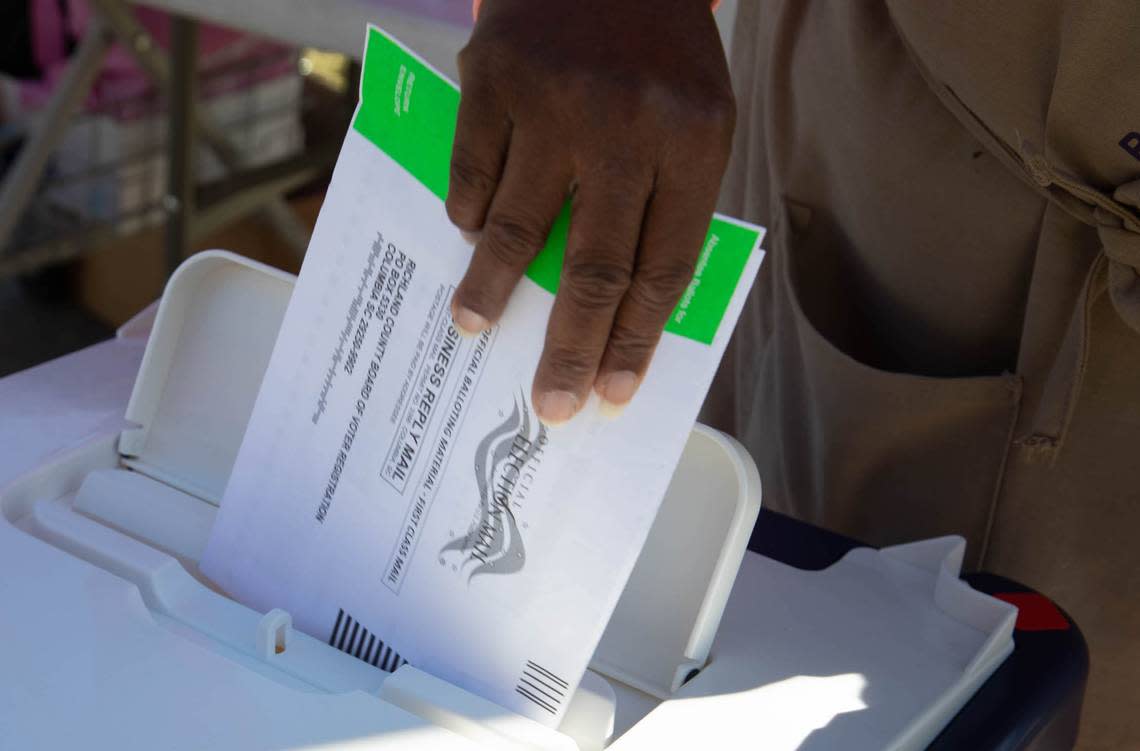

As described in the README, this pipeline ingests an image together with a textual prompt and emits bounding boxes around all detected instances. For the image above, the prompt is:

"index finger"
[445,69,510,235]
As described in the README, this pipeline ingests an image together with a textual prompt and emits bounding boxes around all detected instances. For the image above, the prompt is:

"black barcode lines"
[514,660,568,715]
[327,608,407,672]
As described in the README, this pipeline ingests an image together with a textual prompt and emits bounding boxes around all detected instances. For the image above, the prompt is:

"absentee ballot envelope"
[201,26,765,726]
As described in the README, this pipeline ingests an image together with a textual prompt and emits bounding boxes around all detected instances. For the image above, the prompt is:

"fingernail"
[460,229,481,245]
[452,305,488,337]
[536,390,580,426]
[597,371,638,419]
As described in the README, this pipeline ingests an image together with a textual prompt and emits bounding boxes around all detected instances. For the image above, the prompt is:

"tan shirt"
[706,2,1140,748]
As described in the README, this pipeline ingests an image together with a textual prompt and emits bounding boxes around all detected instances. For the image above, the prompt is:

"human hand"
[447,0,734,424]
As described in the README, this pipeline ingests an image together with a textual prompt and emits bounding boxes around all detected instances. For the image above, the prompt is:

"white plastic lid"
[118,251,295,504]
[590,426,761,698]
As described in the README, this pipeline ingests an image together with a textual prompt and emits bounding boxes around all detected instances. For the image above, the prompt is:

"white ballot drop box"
[0,251,1017,750]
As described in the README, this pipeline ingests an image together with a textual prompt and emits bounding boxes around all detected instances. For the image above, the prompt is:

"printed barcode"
[327,608,407,672]
[514,660,568,716]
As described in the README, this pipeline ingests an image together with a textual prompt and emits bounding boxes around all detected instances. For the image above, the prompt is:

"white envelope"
[201,25,764,726]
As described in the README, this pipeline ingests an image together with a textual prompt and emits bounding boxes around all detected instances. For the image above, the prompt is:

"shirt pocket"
[746,198,1023,566]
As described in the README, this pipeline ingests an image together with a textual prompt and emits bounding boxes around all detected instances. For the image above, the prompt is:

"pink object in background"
[21,0,294,117]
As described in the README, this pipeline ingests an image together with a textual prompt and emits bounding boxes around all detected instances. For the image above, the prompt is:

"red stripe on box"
[993,592,1070,632]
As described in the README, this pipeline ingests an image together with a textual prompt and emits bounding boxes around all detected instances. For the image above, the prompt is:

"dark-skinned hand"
[446,0,734,425]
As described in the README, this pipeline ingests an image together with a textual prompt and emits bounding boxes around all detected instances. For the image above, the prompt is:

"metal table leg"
[0,0,314,279]
[92,0,311,264]
[0,21,114,257]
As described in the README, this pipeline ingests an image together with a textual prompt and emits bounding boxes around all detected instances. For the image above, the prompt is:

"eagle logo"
[439,390,546,582]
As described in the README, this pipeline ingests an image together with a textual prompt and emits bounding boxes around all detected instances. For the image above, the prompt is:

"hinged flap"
[119,251,295,504]
[590,426,762,698]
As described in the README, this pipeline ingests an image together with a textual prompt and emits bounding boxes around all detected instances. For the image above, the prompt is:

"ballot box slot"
[106,250,766,704]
